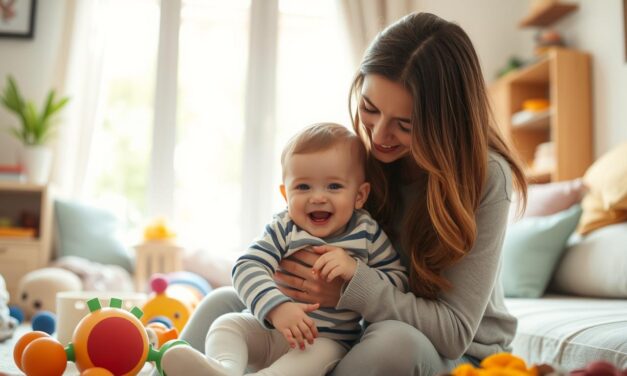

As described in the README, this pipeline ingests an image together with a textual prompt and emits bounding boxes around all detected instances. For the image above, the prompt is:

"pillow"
[583,142,627,210]
[552,222,627,298]
[54,199,134,273]
[509,178,585,222]
[502,204,582,298]
[577,190,627,235]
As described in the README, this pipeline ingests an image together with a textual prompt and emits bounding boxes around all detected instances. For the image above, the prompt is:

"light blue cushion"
[502,204,582,298]
[54,200,134,272]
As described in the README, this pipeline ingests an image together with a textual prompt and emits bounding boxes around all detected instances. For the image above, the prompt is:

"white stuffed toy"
[0,274,18,341]
[16,268,82,319]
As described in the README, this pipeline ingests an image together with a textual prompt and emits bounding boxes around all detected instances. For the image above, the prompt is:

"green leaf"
[1,75,70,146]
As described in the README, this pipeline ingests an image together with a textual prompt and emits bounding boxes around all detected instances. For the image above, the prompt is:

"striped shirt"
[232,208,407,344]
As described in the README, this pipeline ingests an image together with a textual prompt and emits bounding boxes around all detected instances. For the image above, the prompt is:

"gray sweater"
[336,152,517,360]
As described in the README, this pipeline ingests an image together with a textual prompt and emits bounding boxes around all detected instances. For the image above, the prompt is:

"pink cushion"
[510,178,586,221]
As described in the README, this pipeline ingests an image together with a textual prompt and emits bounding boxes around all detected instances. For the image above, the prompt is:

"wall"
[412,0,532,84]
[540,0,627,157]
[0,0,67,164]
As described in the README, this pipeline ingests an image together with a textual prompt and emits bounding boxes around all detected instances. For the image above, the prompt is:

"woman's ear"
[280,185,287,202]
[354,182,371,209]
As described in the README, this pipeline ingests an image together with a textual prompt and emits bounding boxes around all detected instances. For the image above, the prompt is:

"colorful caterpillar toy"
[13,297,188,376]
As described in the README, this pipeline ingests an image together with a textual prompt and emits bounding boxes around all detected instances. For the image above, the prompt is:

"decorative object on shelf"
[496,56,525,78]
[0,164,24,182]
[0,75,70,184]
[534,29,566,56]
[143,218,177,241]
[0,0,37,39]
[533,141,556,180]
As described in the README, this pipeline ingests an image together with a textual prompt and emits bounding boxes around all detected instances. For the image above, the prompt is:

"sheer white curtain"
[338,0,412,66]
[51,0,110,198]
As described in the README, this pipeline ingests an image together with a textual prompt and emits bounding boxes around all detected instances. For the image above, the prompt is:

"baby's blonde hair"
[281,122,366,180]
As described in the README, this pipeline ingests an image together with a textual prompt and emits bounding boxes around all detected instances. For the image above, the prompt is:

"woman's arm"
[337,159,514,359]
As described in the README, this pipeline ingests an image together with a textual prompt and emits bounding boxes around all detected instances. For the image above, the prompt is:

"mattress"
[505,296,627,370]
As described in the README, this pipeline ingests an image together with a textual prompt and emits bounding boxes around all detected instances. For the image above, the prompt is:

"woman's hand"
[274,246,345,307]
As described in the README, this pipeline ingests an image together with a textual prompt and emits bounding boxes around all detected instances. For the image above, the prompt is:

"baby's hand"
[311,245,357,282]
[267,302,319,350]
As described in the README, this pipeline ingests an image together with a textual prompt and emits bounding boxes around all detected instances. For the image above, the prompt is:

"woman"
[174,12,526,376]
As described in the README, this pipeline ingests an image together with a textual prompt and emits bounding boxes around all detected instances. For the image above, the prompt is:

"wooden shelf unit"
[489,48,592,183]
[519,1,579,28]
[0,181,53,303]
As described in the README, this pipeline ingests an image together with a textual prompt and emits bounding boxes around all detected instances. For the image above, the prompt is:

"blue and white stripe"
[232,209,407,342]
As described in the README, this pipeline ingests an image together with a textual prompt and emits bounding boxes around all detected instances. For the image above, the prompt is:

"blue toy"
[32,310,56,335]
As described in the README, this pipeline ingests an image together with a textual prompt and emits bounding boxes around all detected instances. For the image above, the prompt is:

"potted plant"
[0,75,70,184]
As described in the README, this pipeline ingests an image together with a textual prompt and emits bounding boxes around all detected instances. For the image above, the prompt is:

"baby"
[162,122,407,376]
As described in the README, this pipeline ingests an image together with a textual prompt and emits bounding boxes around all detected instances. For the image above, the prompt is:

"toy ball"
[32,310,56,335]
[72,298,150,375]
[9,305,24,324]
[81,367,115,376]
[17,267,82,318]
[13,331,50,370]
[21,337,67,376]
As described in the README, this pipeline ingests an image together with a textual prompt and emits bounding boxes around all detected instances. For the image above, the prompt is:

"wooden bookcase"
[0,181,53,303]
[489,48,592,183]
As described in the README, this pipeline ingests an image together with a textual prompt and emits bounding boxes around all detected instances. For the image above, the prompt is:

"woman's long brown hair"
[350,13,527,299]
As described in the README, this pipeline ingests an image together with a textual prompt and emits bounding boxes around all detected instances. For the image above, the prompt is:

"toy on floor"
[140,271,211,332]
[145,322,179,349]
[31,310,56,335]
[11,267,82,320]
[14,297,189,376]
[451,353,549,376]
[0,274,18,342]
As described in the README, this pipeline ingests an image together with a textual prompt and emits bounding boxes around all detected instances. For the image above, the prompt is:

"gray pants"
[174,287,474,376]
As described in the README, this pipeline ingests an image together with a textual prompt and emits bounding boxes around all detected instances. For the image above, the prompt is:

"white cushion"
[552,222,627,298]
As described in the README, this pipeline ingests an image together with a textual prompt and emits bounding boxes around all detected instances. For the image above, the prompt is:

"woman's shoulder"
[483,151,514,204]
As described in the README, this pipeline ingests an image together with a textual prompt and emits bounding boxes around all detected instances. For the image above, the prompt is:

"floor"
[0,324,157,375]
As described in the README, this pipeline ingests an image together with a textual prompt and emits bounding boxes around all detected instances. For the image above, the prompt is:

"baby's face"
[282,143,369,238]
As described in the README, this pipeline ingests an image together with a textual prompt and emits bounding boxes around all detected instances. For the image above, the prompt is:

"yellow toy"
[451,353,539,376]
[143,218,176,241]
[140,272,211,333]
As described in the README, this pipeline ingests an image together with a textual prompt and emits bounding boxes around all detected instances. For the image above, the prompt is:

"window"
[83,0,351,253]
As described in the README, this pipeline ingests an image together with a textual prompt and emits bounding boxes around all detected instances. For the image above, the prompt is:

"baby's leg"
[248,337,347,376]
[162,312,278,376]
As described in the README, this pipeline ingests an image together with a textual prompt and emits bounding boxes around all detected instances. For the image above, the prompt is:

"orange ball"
[21,337,67,376]
[81,367,115,376]
[13,331,49,370]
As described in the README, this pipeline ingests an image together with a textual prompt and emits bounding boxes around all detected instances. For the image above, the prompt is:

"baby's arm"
[266,301,319,350]
[232,213,295,328]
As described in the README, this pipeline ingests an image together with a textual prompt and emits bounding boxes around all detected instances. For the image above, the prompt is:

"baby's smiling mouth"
[309,211,332,222]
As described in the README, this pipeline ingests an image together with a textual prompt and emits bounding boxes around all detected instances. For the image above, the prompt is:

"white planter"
[22,145,53,184]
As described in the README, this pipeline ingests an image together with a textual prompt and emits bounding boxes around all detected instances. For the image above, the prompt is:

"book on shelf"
[0,164,25,182]
[0,226,36,239]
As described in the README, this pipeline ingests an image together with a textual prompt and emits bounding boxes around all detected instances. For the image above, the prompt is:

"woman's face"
[359,74,414,163]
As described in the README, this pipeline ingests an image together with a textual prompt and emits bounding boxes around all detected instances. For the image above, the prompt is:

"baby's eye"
[328,183,343,190]
[295,184,310,190]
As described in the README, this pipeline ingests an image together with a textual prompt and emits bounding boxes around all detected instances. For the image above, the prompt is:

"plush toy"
[14,267,82,319]
[0,274,18,342]
[13,297,189,376]
[141,271,211,332]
